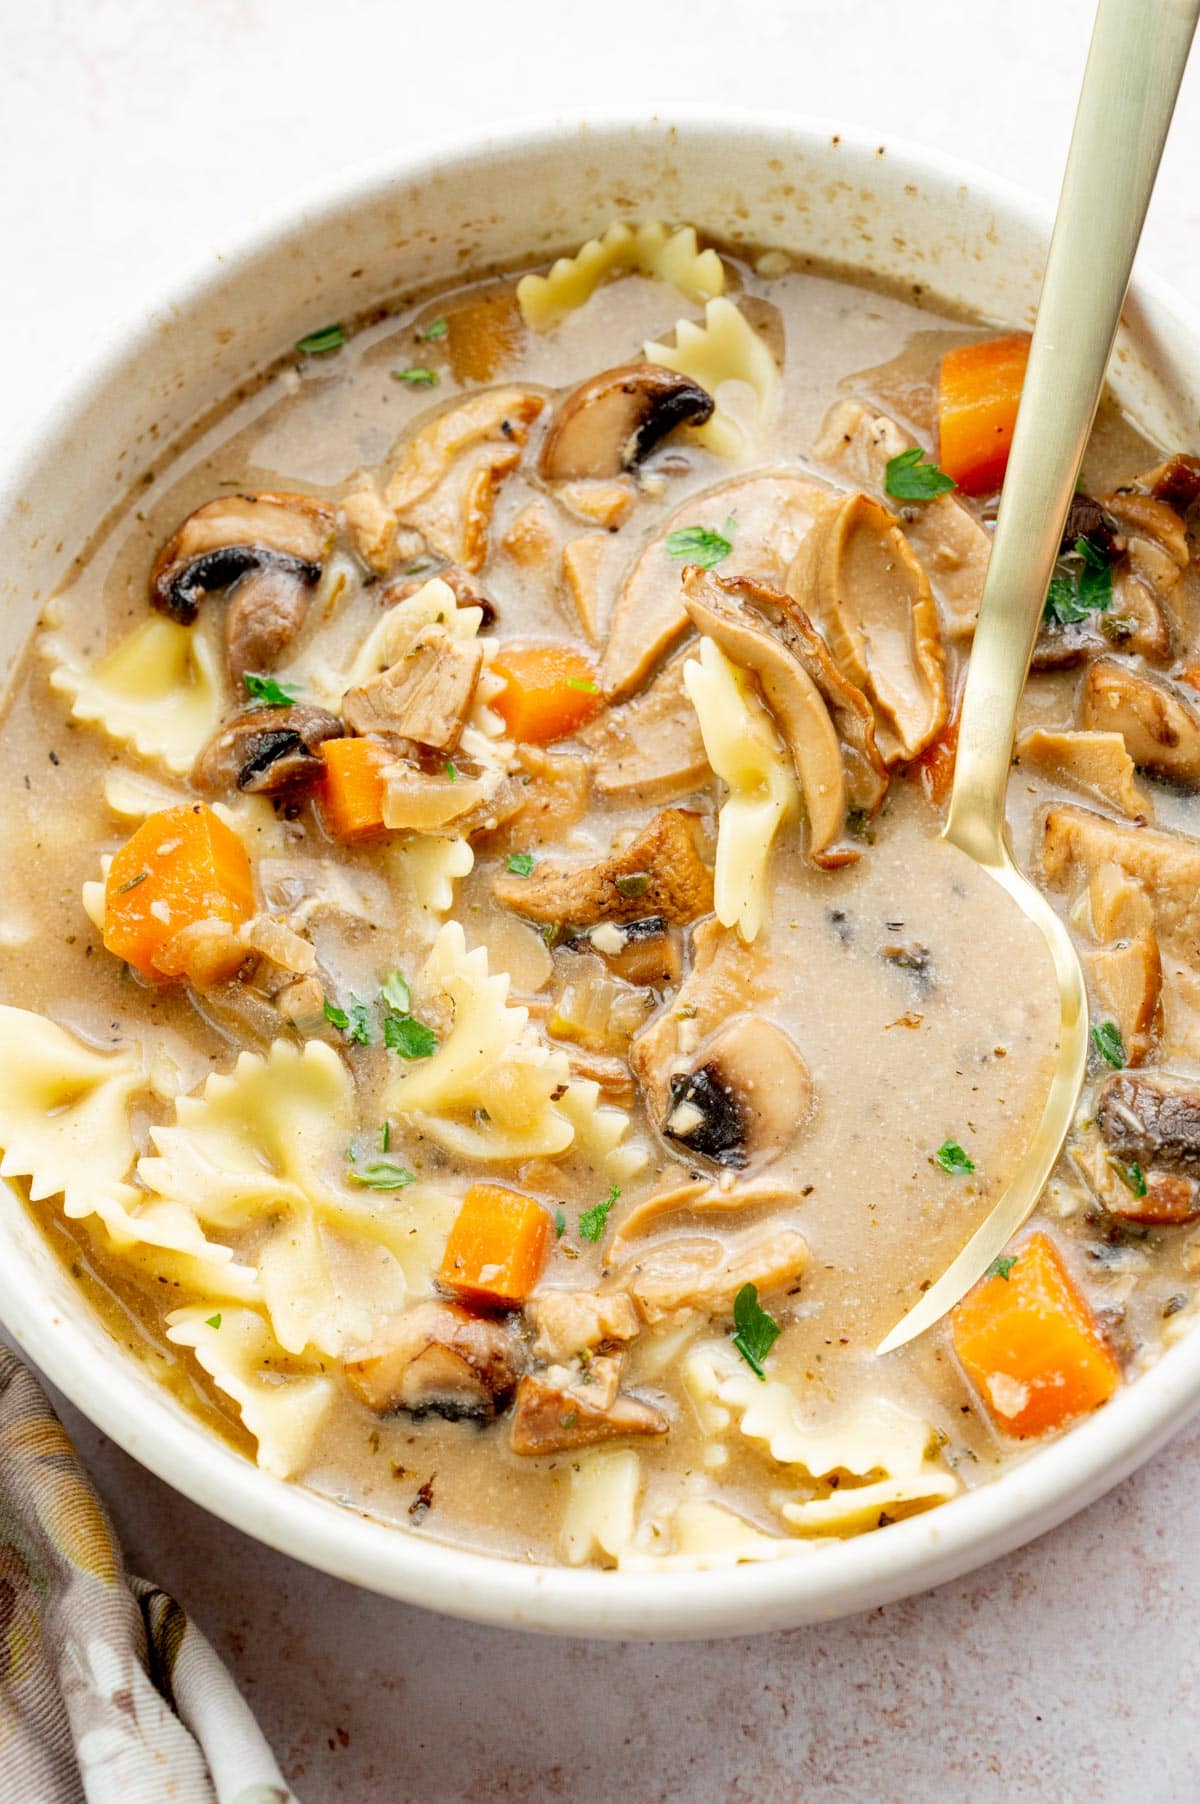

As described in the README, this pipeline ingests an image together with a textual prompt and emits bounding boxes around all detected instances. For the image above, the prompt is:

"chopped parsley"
[985,1255,1017,1282]
[349,1161,416,1190]
[506,851,536,877]
[445,761,458,782]
[394,367,437,387]
[730,1282,781,1379]
[579,1183,620,1244]
[243,672,299,708]
[665,520,733,569]
[1091,1020,1126,1069]
[116,870,149,894]
[324,997,372,1044]
[565,676,599,694]
[383,1013,438,1060]
[205,1313,222,1329]
[1110,1156,1148,1198]
[380,1121,391,1152]
[614,872,650,899]
[380,971,412,1013]
[935,1138,975,1175]
[554,1207,567,1238]
[295,323,347,356]
[418,317,449,341]
[884,446,957,501]
[1044,537,1114,627]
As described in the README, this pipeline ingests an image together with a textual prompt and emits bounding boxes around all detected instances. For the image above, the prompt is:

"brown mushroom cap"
[539,362,714,483]
[192,704,344,794]
[152,490,337,653]
[662,1015,812,1169]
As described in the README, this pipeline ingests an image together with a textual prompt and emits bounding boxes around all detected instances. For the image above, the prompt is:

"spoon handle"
[946,0,1199,865]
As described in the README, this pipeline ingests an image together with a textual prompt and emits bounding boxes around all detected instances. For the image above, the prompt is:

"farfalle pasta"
[0,217,1178,1570]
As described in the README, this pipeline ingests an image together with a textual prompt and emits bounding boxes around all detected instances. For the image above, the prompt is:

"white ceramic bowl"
[4,113,1200,1639]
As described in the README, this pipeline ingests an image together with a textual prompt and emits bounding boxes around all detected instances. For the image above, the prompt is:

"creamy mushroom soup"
[4,222,1200,1568]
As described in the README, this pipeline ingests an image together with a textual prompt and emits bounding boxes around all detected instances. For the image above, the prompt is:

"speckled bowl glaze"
[4,114,1200,1638]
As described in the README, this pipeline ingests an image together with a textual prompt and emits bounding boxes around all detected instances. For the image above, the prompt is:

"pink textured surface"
[10,2,1200,1797]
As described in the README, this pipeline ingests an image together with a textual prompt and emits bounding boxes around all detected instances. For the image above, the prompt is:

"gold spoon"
[876,0,1199,1357]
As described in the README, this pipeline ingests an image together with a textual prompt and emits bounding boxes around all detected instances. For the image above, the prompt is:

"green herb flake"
[394,366,437,387]
[614,872,651,900]
[348,1161,417,1190]
[116,870,149,895]
[445,761,458,782]
[506,851,535,877]
[295,323,347,356]
[380,1121,391,1153]
[985,1255,1017,1282]
[1110,1156,1148,1199]
[383,1013,438,1060]
[579,1183,621,1244]
[1043,537,1114,627]
[1091,1020,1126,1069]
[347,1001,373,1046]
[243,672,300,708]
[884,445,957,501]
[380,971,412,1013]
[665,523,733,569]
[935,1138,975,1175]
[205,1313,222,1330]
[323,999,350,1032]
[418,317,449,341]
[565,677,600,694]
[730,1282,781,1379]
[554,1207,567,1239]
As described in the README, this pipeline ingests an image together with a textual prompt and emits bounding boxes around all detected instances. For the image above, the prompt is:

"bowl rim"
[6,106,1200,1639]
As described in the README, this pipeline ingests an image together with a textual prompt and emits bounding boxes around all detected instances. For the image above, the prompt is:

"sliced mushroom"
[1097,1069,1200,1197]
[1082,659,1200,783]
[509,1360,668,1456]
[617,1223,808,1324]
[1083,862,1161,1065]
[527,1290,642,1363]
[812,398,990,639]
[494,744,590,850]
[1041,804,1200,954]
[565,916,682,987]
[787,490,947,762]
[1098,489,1189,665]
[578,648,711,806]
[609,1165,795,1254]
[660,1015,812,1170]
[1014,727,1150,819]
[1071,1125,1199,1225]
[343,1301,524,1422]
[491,808,713,926]
[682,567,889,865]
[383,387,546,573]
[632,917,772,1125]
[192,704,344,794]
[600,470,837,700]
[1138,452,1200,512]
[342,628,484,752]
[150,494,334,687]
[539,363,714,483]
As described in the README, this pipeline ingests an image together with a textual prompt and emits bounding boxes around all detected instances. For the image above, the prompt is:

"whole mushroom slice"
[1138,452,1200,512]
[150,491,335,657]
[600,470,837,701]
[492,807,714,926]
[786,490,947,763]
[682,567,888,865]
[1082,658,1200,783]
[192,704,344,794]
[659,1015,812,1170]
[509,1362,668,1456]
[538,362,714,483]
[343,1300,524,1422]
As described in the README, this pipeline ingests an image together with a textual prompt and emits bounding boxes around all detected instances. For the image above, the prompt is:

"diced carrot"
[103,804,255,982]
[439,1184,551,1309]
[937,332,1031,496]
[490,643,604,743]
[319,736,389,839]
[951,1231,1121,1438]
